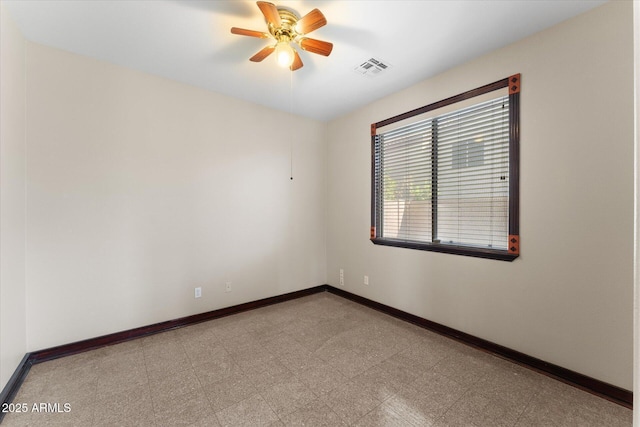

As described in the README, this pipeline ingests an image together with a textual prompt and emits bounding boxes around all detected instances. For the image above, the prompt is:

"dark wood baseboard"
[325,285,633,409]
[0,354,32,424]
[1,282,632,421]
[30,285,326,364]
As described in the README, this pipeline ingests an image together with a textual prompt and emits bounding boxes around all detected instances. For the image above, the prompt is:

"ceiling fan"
[230,1,333,71]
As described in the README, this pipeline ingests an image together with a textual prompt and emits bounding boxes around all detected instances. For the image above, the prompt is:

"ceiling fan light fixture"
[275,41,295,68]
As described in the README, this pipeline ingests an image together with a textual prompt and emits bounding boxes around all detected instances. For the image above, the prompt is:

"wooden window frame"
[370,74,520,261]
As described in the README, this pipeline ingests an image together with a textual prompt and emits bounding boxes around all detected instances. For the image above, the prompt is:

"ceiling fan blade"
[296,8,326,34]
[231,27,270,38]
[299,38,333,57]
[257,1,281,27]
[290,50,303,71]
[250,45,275,62]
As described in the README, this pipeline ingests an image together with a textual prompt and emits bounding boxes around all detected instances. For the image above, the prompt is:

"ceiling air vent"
[354,57,392,77]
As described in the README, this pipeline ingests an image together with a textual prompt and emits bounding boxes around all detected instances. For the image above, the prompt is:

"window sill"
[370,238,519,261]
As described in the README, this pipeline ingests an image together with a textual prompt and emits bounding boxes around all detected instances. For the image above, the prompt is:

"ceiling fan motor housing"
[269,8,300,43]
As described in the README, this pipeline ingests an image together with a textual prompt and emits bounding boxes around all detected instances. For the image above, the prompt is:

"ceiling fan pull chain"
[290,68,294,181]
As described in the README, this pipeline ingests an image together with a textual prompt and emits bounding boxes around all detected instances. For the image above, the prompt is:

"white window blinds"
[435,96,509,249]
[372,82,517,259]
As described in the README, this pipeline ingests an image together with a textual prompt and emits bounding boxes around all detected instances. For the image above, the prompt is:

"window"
[371,74,520,261]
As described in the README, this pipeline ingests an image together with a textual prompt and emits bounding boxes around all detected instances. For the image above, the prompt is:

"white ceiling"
[3,0,606,121]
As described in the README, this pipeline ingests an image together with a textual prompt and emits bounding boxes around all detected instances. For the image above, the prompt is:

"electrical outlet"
[339,269,344,286]
[364,275,369,285]
[195,287,202,298]
[225,282,231,293]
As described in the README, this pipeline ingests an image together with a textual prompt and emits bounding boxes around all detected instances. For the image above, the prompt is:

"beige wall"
[0,4,27,389]
[326,1,634,390]
[24,43,327,351]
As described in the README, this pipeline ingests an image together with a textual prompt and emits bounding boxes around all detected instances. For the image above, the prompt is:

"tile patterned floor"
[1,292,632,426]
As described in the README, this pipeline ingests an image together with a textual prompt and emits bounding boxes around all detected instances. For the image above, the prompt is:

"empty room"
[0,0,638,426]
